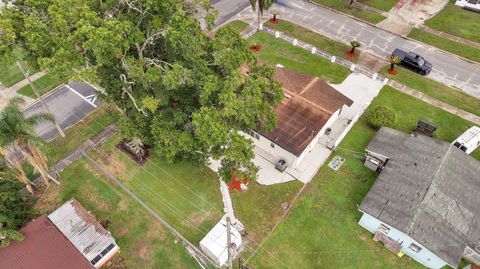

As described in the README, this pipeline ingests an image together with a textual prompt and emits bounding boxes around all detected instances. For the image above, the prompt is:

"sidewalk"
[0,71,44,108]
[418,25,480,50]
[388,80,480,125]
[260,26,480,126]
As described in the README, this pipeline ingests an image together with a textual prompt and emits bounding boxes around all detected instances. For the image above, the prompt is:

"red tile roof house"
[0,199,119,269]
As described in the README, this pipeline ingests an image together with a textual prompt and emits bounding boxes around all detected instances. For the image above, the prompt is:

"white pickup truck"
[452,126,480,154]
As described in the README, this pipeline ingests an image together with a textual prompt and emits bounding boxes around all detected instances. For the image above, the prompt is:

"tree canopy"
[0,167,32,247]
[1,0,283,180]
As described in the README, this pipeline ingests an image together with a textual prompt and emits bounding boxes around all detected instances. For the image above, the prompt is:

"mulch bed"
[345,51,357,59]
[249,45,262,52]
[227,175,249,191]
[270,18,280,24]
[116,139,150,165]
[386,69,398,75]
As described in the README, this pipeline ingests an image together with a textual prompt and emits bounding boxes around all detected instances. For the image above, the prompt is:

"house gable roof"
[359,127,480,267]
[259,68,353,156]
[48,199,117,263]
[0,215,95,269]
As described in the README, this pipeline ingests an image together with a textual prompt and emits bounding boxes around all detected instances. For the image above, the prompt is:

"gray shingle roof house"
[358,127,480,269]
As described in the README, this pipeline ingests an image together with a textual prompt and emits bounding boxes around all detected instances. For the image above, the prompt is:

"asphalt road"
[230,0,480,98]
[23,82,101,141]
[211,0,251,26]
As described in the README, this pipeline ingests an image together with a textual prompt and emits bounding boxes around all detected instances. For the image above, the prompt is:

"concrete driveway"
[23,82,101,141]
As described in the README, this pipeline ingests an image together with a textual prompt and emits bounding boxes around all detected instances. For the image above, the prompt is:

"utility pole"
[17,62,65,138]
[226,216,233,269]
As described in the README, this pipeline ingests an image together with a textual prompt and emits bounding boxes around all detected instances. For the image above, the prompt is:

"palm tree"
[350,41,361,54]
[389,54,401,72]
[0,97,58,194]
[249,0,278,29]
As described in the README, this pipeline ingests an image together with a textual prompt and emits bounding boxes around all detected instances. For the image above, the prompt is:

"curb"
[21,83,65,111]
[305,0,480,67]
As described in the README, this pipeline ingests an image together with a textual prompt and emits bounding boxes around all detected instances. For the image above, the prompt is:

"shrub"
[368,106,396,129]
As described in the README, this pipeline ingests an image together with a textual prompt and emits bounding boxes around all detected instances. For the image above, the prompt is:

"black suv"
[392,49,433,75]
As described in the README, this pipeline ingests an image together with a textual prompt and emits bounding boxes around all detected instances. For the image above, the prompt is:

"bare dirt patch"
[357,53,388,73]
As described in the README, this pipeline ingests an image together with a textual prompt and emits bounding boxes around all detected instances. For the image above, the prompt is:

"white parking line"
[65,84,98,108]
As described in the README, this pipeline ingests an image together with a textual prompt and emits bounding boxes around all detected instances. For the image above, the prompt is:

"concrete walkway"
[0,71,44,108]
[378,0,448,35]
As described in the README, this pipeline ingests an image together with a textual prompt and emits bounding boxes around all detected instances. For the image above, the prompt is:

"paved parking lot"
[23,82,101,140]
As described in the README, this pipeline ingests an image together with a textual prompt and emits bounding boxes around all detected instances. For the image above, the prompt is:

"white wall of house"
[296,108,342,164]
[358,212,451,269]
[240,131,298,167]
[244,107,343,169]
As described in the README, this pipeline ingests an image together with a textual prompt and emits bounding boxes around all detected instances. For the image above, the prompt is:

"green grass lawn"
[0,50,39,87]
[408,28,480,63]
[88,135,224,244]
[265,20,360,63]
[249,31,350,84]
[424,0,480,43]
[34,159,203,269]
[380,67,480,118]
[359,0,397,11]
[17,72,64,98]
[46,104,119,164]
[312,0,386,24]
[0,60,24,87]
[248,86,479,268]
[223,20,249,33]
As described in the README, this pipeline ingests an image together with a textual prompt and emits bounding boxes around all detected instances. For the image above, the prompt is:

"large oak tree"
[0,0,283,180]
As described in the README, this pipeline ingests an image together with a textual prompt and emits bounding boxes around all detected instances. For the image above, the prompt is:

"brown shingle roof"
[274,68,353,113]
[259,68,353,156]
[0,215,95,269]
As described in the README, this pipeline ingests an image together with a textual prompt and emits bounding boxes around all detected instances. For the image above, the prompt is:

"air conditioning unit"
[275,159,287,172]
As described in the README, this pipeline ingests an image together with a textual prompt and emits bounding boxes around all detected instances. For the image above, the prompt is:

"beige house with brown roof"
[245,67,353,172]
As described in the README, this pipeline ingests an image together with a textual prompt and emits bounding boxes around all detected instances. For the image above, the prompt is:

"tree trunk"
[258,8,262,29]
[350,47,355,54]
[390,63,395,70]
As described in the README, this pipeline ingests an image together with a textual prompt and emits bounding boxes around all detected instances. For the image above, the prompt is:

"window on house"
[248,130,260,140]
[378,224,390,234]
[409,243,422,253]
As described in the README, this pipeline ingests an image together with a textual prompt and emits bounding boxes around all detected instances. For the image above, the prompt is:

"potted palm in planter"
[388,54,401,75]
[347,40,360,59]
[270,9,280,24]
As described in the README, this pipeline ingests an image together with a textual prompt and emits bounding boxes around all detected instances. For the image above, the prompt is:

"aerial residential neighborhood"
[0,0,479,269]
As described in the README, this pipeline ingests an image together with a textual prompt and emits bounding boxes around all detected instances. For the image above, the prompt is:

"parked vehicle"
[392,49,433,75]
[452,126,480,154]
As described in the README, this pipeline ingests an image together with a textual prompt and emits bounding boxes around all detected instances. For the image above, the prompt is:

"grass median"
[381,67,480,118]
[248,31,350,84]
[408,28,480,63]
[17,72,64,98]
[265,20,360,63]
[311,0,386,24]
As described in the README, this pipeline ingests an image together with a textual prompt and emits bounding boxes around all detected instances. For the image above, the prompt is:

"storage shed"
[199,217,242,267]
[48,199,119,268]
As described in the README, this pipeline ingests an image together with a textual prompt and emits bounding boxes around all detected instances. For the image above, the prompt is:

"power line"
[64,110,291,268]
